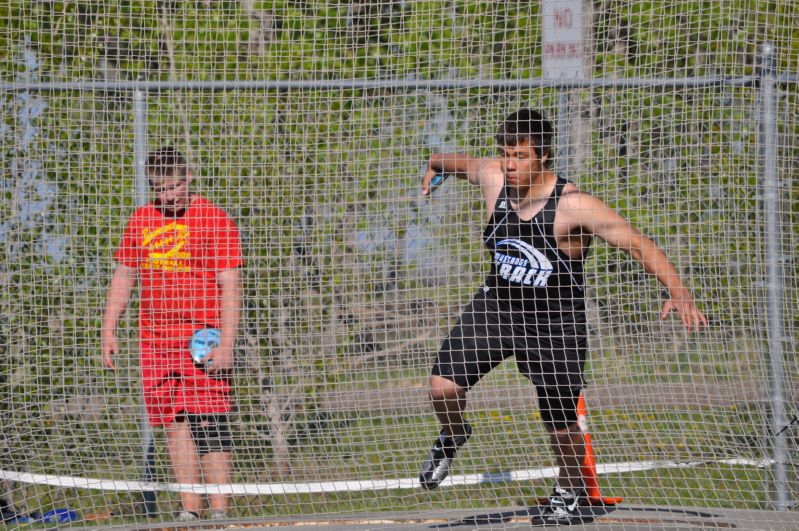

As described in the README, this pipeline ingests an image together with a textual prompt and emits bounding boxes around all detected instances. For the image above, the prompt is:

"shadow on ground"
[434,505,725,528]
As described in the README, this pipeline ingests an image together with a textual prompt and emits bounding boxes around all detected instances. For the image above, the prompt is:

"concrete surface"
[69,504,799,530]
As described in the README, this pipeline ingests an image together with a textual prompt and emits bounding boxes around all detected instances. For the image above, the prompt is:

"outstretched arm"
[561,193,708,332]
[101,265,138,369]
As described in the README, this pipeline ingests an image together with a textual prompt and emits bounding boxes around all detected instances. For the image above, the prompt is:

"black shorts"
[536,384,581,430]
[432,287,587,414]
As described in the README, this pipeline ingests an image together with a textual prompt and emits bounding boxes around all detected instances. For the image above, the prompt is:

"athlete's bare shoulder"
[475,158,504,215]
[557,185,631,236]
[559,185,602,209]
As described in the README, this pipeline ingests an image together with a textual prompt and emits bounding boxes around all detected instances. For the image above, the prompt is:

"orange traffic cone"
[577,393,622,506]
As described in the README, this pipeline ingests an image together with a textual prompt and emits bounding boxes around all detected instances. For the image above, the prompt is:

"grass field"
[3,329,794,525]
[4,392,785,526]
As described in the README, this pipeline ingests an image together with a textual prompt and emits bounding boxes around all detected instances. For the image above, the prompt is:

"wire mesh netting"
[1,1,797,527]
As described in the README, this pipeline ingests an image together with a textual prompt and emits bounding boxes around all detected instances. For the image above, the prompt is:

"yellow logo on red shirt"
[141,222,191,271]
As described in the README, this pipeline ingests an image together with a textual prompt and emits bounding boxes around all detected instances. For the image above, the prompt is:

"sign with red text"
[541,0,586,79]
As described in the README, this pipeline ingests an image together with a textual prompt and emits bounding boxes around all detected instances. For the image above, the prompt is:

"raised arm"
[420,152,486,194]
[420,152,505,215]
[101,264,138,369]
[560,192,707,332]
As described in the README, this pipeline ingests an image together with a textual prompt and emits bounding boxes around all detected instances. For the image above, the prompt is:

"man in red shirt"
[102,147,242,521]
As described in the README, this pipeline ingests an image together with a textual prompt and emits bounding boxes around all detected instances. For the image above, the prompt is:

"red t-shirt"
[114,196,243,345]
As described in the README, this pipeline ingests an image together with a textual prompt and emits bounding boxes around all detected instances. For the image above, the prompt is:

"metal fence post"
[758,42,790,511]
[555,91,570,180]
[134,83,149,206]
[133,83,157,518]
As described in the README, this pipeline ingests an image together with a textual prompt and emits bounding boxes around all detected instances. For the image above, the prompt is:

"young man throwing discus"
[418,109,707,525]
[102,147,242,521]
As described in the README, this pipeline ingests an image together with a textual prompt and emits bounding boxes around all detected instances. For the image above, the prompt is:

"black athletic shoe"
[419,424,472,490]
[530,486,588,526]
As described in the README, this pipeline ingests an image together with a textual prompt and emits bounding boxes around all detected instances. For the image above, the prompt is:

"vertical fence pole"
[758,42,790,511]
[556,91,570,179]
[133,84,157,518]
[134,85,149,206]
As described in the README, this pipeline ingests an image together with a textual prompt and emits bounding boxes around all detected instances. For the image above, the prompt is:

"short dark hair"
[495,109,554,161]
[146,146,188,179]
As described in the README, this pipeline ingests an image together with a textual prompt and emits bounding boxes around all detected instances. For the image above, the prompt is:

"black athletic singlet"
[432,177,590,392]
[483,177,589,319]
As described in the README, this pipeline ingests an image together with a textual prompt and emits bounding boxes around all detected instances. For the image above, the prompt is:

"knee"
[188,414,232,456]
[428,376,464,402]
[164,415,191,439]
[548,422,584,446]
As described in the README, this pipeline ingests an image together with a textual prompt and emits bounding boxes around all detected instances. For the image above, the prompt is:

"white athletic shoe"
[531,486,589,526]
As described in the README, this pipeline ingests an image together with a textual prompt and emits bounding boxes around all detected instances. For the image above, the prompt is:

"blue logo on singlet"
[494,239,553,287]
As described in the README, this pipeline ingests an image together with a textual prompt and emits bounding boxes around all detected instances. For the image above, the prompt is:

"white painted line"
[0,458,773,495]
